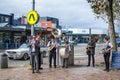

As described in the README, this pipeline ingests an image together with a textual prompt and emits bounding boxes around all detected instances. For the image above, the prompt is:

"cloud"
[0,0,107,29]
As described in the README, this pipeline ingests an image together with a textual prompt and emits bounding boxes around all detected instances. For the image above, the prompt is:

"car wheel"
[23,53,29,60]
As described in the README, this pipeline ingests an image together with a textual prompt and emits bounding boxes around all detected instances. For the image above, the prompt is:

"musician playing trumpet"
[47,36,57,68]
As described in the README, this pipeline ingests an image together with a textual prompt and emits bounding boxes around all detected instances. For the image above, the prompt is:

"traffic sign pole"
[27,0,39,36]
[31,0,35,36]
[31,25,34,36]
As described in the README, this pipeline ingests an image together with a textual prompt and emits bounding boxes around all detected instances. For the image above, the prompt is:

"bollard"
[68,44,74,66]
[0,53,8,68]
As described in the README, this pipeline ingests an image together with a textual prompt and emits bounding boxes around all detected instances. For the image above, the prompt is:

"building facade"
[62,28,107,43]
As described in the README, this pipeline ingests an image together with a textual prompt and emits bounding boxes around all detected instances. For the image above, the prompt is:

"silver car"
[5,43,48,60]
[5,44,30,60]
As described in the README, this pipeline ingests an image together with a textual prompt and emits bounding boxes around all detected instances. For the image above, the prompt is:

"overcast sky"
[0,0,108,29]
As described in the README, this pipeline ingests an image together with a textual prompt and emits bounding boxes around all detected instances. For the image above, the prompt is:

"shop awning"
[12,26,26,29]
[0,23,8,27]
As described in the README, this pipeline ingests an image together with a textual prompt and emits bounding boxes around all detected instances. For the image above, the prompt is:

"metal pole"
[89,28,91,36]
[33,0,35,10]
[31,0,35,36]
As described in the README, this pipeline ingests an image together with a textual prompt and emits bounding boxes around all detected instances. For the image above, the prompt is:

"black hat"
[50,35,55,39]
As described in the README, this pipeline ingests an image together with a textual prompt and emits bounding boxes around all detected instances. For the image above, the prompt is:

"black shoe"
[87,65,90,67]
[93,65,95,67]
[62,66,65,68]
[36,71,40,73]
[106,69,109,72]
[66,66,68,68]
[49,66,52,68]
[39,67,43,70]
[104,69,107,71]
[54,66,56,68]
[32,71,35,74]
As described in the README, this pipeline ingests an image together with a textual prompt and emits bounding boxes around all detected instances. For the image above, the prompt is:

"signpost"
[27,0,39,36]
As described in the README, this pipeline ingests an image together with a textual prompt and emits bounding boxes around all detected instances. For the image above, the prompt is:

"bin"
[59,44,74,66]
[111,51,120,69]
[0,53,8,68]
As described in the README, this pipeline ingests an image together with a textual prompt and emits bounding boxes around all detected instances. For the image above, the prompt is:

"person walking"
[47,36,57,68]
[87,36,96,67]
[102,36,113,72]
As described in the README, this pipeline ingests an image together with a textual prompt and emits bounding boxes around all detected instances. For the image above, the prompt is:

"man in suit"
[36,34,43,70]
[30,35,40,73]
[47,36,57,68]
[87,36,96,67]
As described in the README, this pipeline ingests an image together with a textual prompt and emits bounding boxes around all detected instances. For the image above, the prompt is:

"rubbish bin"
[0,53,8,68]
[111,51,120,69]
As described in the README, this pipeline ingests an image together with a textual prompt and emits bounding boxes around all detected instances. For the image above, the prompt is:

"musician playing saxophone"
[47,36,57,68]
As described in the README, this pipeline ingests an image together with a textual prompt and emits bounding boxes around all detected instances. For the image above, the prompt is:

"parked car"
[69,40,77,45]
[5,43,48,60]
[5,43,29,60]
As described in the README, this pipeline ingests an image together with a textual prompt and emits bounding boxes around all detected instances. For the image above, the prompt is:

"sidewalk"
[0,55,120,80]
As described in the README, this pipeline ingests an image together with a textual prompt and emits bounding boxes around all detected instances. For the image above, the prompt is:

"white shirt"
[104,41,113,51]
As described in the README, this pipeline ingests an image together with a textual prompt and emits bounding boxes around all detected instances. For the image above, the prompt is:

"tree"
[87,0,120,51]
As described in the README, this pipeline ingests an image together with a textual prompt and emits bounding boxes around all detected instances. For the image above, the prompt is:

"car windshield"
[19,44,28,49]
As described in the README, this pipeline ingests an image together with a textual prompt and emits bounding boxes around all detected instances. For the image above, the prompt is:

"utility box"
[0,53,8,68]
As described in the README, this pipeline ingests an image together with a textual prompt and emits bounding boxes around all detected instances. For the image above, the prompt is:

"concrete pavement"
[0,55,120,80]
[0,44,120,80]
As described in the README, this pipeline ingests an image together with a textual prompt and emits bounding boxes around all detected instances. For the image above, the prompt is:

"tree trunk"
[107,0,117,51]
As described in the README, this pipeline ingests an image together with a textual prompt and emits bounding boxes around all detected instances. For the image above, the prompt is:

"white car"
[5,44,30,60]
[5,43,48,60]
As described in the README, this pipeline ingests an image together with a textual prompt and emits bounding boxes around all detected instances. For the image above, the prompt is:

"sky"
[0,0,108,29]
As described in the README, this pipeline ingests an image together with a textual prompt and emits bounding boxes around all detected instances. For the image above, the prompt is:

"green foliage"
[87,0,120,21]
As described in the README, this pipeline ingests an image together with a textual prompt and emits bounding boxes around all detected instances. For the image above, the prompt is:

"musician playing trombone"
[47,36,57,68]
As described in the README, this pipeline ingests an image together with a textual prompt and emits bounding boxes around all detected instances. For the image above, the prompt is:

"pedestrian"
[62,41,70,68]
[30,35,40,73]
[47,36,57,68]
[102,36,113,72]
[87,36,96,67]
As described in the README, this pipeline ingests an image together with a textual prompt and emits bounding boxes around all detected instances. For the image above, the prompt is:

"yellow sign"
[27,10,39,25]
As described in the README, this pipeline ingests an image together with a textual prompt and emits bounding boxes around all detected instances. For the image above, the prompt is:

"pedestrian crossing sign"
[27,10,39,25]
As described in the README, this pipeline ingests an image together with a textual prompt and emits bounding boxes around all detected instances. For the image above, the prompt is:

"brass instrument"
[48,28,61,51]
[52,28,62,38]
[48,43,56,51]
